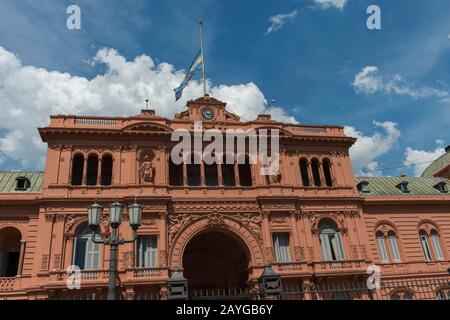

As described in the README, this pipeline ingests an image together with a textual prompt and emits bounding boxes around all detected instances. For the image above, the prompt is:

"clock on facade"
[201,107,215,121]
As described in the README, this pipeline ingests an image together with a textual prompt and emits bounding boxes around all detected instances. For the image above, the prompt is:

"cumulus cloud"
[0,46,295,170]
[314,0,348,10]
[404,140,446,176]
[265,10,298,35]
[344,121,401,175]
[353,66,450,103]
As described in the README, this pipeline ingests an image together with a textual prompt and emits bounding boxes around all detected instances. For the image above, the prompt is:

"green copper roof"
[355,176,450,196]
[421,150,450,177]
[0,172,44,193]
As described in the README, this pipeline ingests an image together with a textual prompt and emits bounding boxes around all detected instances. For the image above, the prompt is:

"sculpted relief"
[138,149,155,184]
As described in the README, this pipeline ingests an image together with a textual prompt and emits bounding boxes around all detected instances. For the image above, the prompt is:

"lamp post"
[88,199,143,300]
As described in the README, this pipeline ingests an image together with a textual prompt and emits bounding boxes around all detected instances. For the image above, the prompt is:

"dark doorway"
[183,231,250,290]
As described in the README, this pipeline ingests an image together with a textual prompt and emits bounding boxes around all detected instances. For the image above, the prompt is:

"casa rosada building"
[0,95,450,300]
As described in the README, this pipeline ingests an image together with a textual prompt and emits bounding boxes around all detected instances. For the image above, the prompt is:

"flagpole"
[199,21,207,96]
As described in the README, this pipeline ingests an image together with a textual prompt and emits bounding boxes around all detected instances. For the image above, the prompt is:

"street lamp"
[88,199,143,300]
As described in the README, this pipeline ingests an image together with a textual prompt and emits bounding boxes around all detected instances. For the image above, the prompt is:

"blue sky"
[0,0,449,176]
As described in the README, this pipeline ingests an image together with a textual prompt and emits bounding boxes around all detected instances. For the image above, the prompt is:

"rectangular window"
[272,233,291,263]
[388,235,401,262]
[137,236,158,268]
[430,234,444,261]
[420,235,433,261]
[376,236,389,263]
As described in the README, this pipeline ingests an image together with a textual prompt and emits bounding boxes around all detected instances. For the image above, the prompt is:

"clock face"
[201,107,215,121]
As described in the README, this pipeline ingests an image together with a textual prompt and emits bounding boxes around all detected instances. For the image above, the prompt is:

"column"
[82,158,88,185]
[262,211,273,263]
[63,236,75,269]
[200,162,206,186]
[318,160,325,187]
[217,163,223,186]
[17,240,27,276]
[159,212,168,267]
[97,158,102,185]
[183,162,188,186]
[234,162,241,186]
[306,160,314,186]
[289,211,302,261]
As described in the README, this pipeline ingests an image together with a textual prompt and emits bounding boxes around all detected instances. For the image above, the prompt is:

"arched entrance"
[0,227,22,277]
[182,230,250,290]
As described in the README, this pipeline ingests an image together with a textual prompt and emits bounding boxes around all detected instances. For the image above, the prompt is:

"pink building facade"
[0,95,449,300]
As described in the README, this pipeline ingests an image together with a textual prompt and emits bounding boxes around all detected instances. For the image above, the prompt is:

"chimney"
[445,145,450,153]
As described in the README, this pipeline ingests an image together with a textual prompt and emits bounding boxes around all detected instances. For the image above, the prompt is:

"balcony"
[0,277,18,292]
[47,270,110,288]
[272,262,310,276]
[312,259,368,276]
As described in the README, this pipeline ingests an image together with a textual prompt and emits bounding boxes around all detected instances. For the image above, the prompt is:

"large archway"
[182,230,250,290]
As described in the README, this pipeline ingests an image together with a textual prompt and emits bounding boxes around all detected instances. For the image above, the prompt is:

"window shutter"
[420,235,432,261]
[388,235,401,262]
[376,236,389,263]
[430,234,444,261]
[331,232,345,260]
[320,233,333,261]
[272,233,291,263]
[74,238,87,270]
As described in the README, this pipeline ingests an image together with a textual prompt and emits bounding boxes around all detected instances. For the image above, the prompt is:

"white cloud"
[265,10,298,35]
[404,140,446,176]
[314,0,348,10]
[345,121,401,175]
[353,66,450,103]
[0,46,296,170]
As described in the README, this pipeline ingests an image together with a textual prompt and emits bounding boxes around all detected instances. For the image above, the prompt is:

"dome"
[421,146,450,177]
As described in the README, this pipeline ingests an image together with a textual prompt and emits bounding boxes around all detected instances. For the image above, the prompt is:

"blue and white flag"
[174,50,203,101]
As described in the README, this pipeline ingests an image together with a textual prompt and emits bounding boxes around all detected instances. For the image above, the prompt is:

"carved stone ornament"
[207,212,224,226]
[138,150,155,184]
[263,163,282,185]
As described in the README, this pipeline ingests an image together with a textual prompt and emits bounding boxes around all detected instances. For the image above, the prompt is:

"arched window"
[169,154,183,186]
[101,154,113,186]
[221,154,236,187]
[322,158,333,187]
[419,228,444,261]
[238,155,252,187]
[375,227,402,263]
[71,154,84,186]
[311,159,321,187]
[318,219,345,261]
[73,226,101,270]
[436,288,450,300]
[299,158,310,187]
[86,154,99,186]
[0,227,22,277]
[187,153,201,186]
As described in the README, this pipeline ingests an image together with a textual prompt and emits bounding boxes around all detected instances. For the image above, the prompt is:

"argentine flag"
[174,50,203,101]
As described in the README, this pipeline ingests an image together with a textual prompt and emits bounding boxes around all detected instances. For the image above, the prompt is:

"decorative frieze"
[168,212,263,246]
[172,201,259,212]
